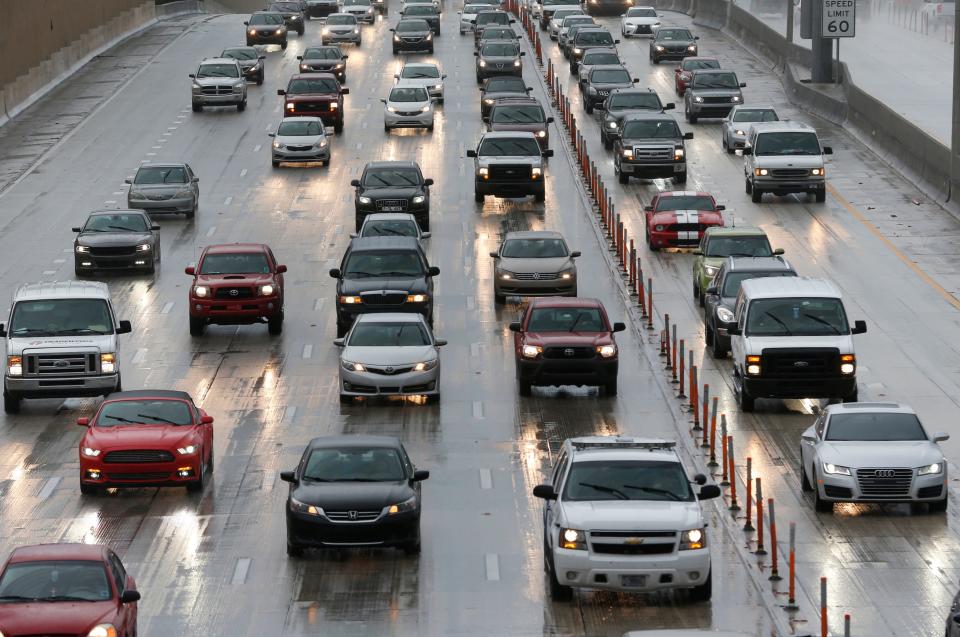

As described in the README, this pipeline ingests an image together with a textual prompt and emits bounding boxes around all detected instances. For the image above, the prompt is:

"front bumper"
[129,195,194,213]
[340,366,439,396]
[648,230,704,249]
[477,64,522,79]
[624,23,656,35]
[6,373,119,399]
[273,146,331,162]
[743,375,856,399]
[287,509,419,548]
[652,48,695,60]
[620,160,686,178]
[517,357,617,387]
[193,93,245,106]
[75,252,154,271]
[494,275,576,296]
[753,176,825,194]
[190,297,283,325]
[385,110,433,128]
[354,200,428,224]
[247,33,287,44]
[818,470,946,504]
[553,546,710,592]
[688,103,737,118]
[394,38,433,51]
[475,178,544,197]
[80,457,201,489]
[324,30,362,43]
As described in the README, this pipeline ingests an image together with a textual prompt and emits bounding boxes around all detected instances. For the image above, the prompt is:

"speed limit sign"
[822,0,856,37]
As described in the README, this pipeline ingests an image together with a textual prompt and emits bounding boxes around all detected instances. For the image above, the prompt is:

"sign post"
[822,0,855,82]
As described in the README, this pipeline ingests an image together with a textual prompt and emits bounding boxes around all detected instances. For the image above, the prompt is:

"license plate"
[620,575,647,587]
[382,206,403,211]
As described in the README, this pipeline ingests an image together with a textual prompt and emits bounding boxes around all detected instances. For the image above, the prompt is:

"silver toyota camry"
[126,162,199,218]
[720,104,778,153]
[336,313,445,401]
[490,230,579,303]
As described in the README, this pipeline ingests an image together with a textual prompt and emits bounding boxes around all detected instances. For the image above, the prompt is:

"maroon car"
[0,544,139,636]
[186,243,286,336]
[674,56,719,96]
[277,73,349,133]
[509,297,625,396]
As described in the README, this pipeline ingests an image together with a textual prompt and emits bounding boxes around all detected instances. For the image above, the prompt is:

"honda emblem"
[348,510,359,520]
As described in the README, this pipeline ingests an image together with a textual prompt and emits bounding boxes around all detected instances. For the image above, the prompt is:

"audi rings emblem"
[874,469,896,478]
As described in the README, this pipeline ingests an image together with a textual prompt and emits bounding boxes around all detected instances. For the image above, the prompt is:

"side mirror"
[694,35,700,39]
[851,320,867,335]
[188,74,196,79]
[474,52,479,56]
[435,339,447,346]
[277,89,286,96]
[185,266,196,275]
[268,132,276,137]
[77,417,90,427]
[612,322,626,333]
[741,146,753,155]
[390,28,396,31]
[716,204,725,211]
[117,320,132,335]
[543,149,554,157]
[276,264,288,274]
[349,232,358,238]
[489,251,499,258]
[297,55,304,60]
[509,18,516,22]
[428,266,440,277]
[350,178,361,187]
[380,98,387,104]
[466,149,477,157]
[698,484,721,500]
[683,132,694,140]
[726,326,741,336]
[341,87,349,94]
[0,323,5,337]
[644,205,653,212]
[801,433,816,443]
[425,178,434,186]
[693,473,707,485]
[393,73,399,79]
[442,74,447,79]
[773,248,785,255]
[934,432,950,443]
[412,469,430,481]
[740,82,747,87]
[280,470,296,483]
[614,38,621,43]
[72,226,82,233]
[526,86,533,91]
[823,146,833,154]
[632,78,639,83]
[508,321,522,332]
[343,54,349,58]
[193,176,199,183]
[124,178,132,184]
[421,231,432,239]
[151,225,161,231]
[120,590,141,604]
[546,116,554,123]
[705,285,718,295]
[532,484,556,499]
[333,338,345,347]
[520,51,526,56]
[570,251,581,258]
[664,102,675,110]
[259,56,266,60]
[200,415,214,425]
[329,268,341,278]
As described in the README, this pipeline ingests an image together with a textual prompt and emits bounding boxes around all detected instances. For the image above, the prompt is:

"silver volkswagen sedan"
[336,313,445,402]
[270,116,331,167]
[126,162,199,218]
[490,230,579,303]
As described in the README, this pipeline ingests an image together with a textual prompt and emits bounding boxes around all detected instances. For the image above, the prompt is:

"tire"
[688,113,697,124]
[80,483,101,496]
[192,103,202,113]
[547,551,573,601]
[603,136,612,150]
[673,171,687,184]
[930,497,949,513]
[286,541,304,557]
[494,292,506,304]
[800,452,813,492]
[585,102,593,114]
[4,391,21,414]
[813,470,833,512]
[744,178,752,194]
[393,46,399,53]
[604,379,618,397]
[298,27,305,35]
[751,185,762,204]
[145,260,156,275]
[474,190,484,203]
[282,41,288,50]
[237,100,246,112]
[616,162,629,184]
[185,205,196,220]
[692,281,699,300]
[815,187,826,203]
[428,45,434,53]
[845,388,858,403]
[189,316,205,337]
[402,529,422,555]
[272,160,281,168]
[114,374,122,393]
[268,314,283,335]
[710,328,727,358]
[476,74,483,84]
[427,123,434,132]
[257,74,264,86]
[186,453,205,493]
[738,377,755,412]
[385,124,391,132]
[334,119,344,134]
[689,570,712,602]
[518,377,532,396]
[534,190,545,203]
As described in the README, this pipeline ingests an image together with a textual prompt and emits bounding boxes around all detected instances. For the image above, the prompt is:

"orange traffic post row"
[629,241,637,289]
[662,314,670,360]
[708,412,720,467]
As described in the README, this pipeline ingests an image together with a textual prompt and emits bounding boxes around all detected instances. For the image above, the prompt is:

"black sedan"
[298,46,349,82]
[73,209,160,275]
[221,47,265,85]
[391,19,435,54]
[282,435,429,556]
[267,1,307,35]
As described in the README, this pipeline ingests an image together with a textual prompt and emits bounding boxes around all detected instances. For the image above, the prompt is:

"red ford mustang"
[644,191,725,251]
[0,543,139,637]
[78,389,214,494]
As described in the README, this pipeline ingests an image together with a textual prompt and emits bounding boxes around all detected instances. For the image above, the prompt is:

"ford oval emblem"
[793,360,809,368]
[564,348,575,356]
[54,360,70,368]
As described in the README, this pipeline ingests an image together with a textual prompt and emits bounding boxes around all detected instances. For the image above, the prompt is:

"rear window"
[485,77,527,92]
[732,109,779,123]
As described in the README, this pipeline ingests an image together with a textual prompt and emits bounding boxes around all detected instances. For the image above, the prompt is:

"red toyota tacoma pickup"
[509,297,625,396]
[277,73,349,133]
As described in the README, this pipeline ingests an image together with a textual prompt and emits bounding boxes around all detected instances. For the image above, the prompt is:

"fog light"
[82,261,92,266]
[689,571,700,580]
[135,260,146,265]
[86,469,102,480]
[177,467,195,478]
[566,571,578,581]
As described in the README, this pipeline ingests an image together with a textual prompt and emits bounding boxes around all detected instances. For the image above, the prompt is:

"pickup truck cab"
[743,121,832,203]
[277,72,349,133]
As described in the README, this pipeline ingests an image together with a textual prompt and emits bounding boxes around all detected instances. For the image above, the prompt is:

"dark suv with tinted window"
[351,161,433,231]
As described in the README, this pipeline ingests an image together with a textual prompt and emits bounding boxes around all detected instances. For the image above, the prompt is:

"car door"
[544,451,568,547]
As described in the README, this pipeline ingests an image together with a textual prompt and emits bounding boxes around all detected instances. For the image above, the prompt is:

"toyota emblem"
[348,510,358,520]
[874,469,896,478]
[564,348,575,356]
[229,289,239,297]
[793,360,809,368]
[385,366,395,374]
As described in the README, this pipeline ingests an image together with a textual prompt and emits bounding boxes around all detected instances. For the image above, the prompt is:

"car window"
[348,321,431,346]
[199,252,270,274]
[401,65,440,78]
[9,299,113,336]
[481,43,520,56]
[733,109,778,123]
[654,195,715,211]
[84,214,149,232]
[582,52,621,65]
[482,27,515,38]
[754,132,822,156]
[491,105,544,123]
[478,137,540,155]
[626,7,657,15]
[825,413,928,441]
[608,93,660,109]
[575,30,614,44]
[621,119,680,139]
[0,561,113,602]
[527,307,605,332]
[814,413,827,438]
[501,238,568,258]
[222,48,258,60]
[135,166,188,184]
[721,271,795,297]
[96,399,194,427]
[552,454,568,487]
[591,69,631,83]
[477,12,510,24]
[563,460,694,502]
[692,72,739,89]
[197,63,239,78]
[485,77,527,92]
[389,87,429,102]
[657,28,693,40]
[303,47,341,59]
[249,13,285,24]
[704,235,772,258]
[302,447,406,482]
[343,250,425,278]
[397,19,430,30]
[107,553,126,594]
[362,220,420,237]
[363,168,422,186]
[288,78,339,93]
[462,4,483,13]
[277,120,324,136]
[745,297,850,337]
[327,14,357,23]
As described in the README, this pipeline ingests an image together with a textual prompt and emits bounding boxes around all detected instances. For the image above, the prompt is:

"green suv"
[691,227,783,306]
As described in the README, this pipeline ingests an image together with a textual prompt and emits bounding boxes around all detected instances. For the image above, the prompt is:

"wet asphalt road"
[0,4,959,636]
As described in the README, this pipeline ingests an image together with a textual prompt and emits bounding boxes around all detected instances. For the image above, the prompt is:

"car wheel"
[692,281,699,300]
[518,377,532,396]
[534,190,545,203]
[618,166,629,185]
[3,391,20,414]
[257,73,264,86]
[813,470,833,512]
[427,123,434,132]
[474,190,484,203]
[282,41,288,50]
[737,376,755,412]
[192,103,203,113]
[385,123,391,132]
[704,322,714,346]
[815,186,827,203]
[145,260,156,275]
[80,482,101,496]
[673,171,687,184]
[186,452,205,493]
[602,135,612,150]
[286,541,304,557]
[336,321,350,338]
[689,569,712,602]
[604,379,618,397]
[189,316,205,337]
[930,497,949,513]
[185,204,196,219]
[402,528,422,555]
[585,101,593,114]
[428,45,434,53]
[272,159,281,168]
[335,119,344,134]
[237,100,246,112]
[268,314,284,335]
[688,113,697,124]
[710,329,727,358]
[744,178,752,194]
[751,186,763,204]
[298,27,305,35]
[393,46,399,53]
[800,450,813,492]
[547,550,573,601]
[494,291,506,304]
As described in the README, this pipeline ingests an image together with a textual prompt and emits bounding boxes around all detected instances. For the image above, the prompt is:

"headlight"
[573,47,582,54]
[232,83,243,93]
[193,285,209,298]
[354,28,360,33]
[406,294,429,303]
[559,527,586,550]
[330,103,339,110]
[674,148,684,159]
[496,268,512,280]
[128,190,146,201]
[290,497,323,516]
[655,45,665,51]
[342,359,365,372]
[734,129,746,136]
[339,295,362,304]
[716,307,735,323]
[839,354,855,374]
[426,33,432,39]
[919,462,944,475]
[336,63,345,69]
[259,284,275,296]
[687,44,697,51]
[822,462,851,476]
[136,243,152,252]
[7,355,22,377]
[100,353,116,374]
[478,167,489,177]
[679,528,705,550]
[420,104,431,113]
[300,64,309,71]
[276,28,284,35]
[387,106,397,113]
[811,168,824,176]
[703,265,719,276]
[531,167,542,178]
[82,447,101,457]
[483,98,494,105]
[174,187,193,198]
[537,130,546,138]
[560,267,575,280]
[433,84,442,90]
[522,344,542,359]
[318,139,329,147]
[394,34,401,41]
[358,196,372,204]
[596,344,617,358]
[513,59,521,67]
[608,121,618,129]
[249,29,257,35]
[87,625,118,637]
[387,495,418,514]
[413,359,439,371]
[731,95,741,102]
[412,195,426,204]
[323,27,331,34]
[286,102,295,111]
[177,444,197,455]
[693,96,704,103]
[479,59,487,67]
[75,245,90,253]
[622,148,633,158]
[754,168,768,176]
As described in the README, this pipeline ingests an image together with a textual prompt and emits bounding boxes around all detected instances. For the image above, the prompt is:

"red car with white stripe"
[674,57,720,96]
[643,191,725,251]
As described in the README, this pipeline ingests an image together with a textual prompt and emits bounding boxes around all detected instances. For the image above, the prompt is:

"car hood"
[480,55,520,63]
[745,334,855,352]
[77,231,153,247]
[589,81,634,90]
[523,331,611,347]
[194,273,275,286]
[605,107,662,121]
[483,90,527,101]
[0,601,117,635]
[275,134,326,145]
[753,154,825,167]
[339,277,429,294]
[129,182,188,194]
[650,209,722,225]
[286,93,338,100]
[623,16,659,24]
[235,59,259,69]
[622,136,682,146]
[499,256,572,272]
[194,76,242,87]
[358,186,421,198]
[386,100,430,110]
[561,500,701,530]
[818,441,943,469]
[84,424,197,450]
[293,481,414,509]
[9,334,114,355]
[342,345,436,365]
[690,87,742,97]
[398,77,442,88]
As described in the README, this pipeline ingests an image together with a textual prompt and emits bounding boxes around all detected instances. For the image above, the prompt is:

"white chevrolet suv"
[533,436,721,601]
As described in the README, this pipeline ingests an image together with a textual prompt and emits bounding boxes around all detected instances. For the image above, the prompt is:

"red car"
[0,543,139,636]
[644,191,725,251]
[674,56,720,96]
[186,243,286,336]
[277,73,349,133]
[509,297,625,397]
[78,390,214,494]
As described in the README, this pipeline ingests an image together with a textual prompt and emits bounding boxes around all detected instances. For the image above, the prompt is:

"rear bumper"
[6,374,119,398]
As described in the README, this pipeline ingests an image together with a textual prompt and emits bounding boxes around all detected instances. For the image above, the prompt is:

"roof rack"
[570,437,677,451]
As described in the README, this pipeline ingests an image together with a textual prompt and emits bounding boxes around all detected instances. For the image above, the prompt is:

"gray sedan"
[270,116,331,167]
[126,162,199,218]
[490,230,579,303]
[721,105,779,153]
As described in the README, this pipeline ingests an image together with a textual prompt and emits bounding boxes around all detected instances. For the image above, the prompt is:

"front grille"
[107,472,171,481]
[397,111,422,117]
[543,346,595,359]
[293,102,330,113]
[89,246,137,256]
[360,292,407,306]
[286,145,314,151]
[214,286,254,300]
[771,168,811,179]
[856,468,913,498]
[591,530,677,538]
[201,86,234,95]
[762,348,837,378]
[668,223,709,233]
[700,96,733,104]
[28,353,93,376]
[632,145,673,160]
[366,365,414,375]
[103,450,175,464]
[375,199,409,211]
[591,543,675,555]
[402,36,424,42]
[325,510,382,521]
[512,272,560,281]
[490,163,532,180]
[634,24,652,33]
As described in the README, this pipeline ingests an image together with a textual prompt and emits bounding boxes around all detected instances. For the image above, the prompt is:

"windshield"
[134,166,187,184]
[348,321,430,346]
[277,120,324,136]
[361,220,420,237]
[491,105,544,123]
[591,69,631,83]
[553,9,583,20]
[575,30,614,44]
[826,413,927,441]
[655,195,715,211]
[304,47,340,60]
[754,131,822,156]
[406,5,437,13]
[249,13,285,24]
[563,461,694,502]
[478,138,541,155]
[397,19,430,31]
[683,58,720,70]
[501,238,568,258]
[482,43,519,56]
[390,87,429,102]
[582,52,621,66]
[477,12,510,24]
[96,399,193,427]
[550,0,582,6]
[704,235,772,257]
[527,307,605,332]
[462,4,483,12]
[83,213,148,232]
[622,119,680,138]
[303,447,406,482]
[363,168,421,186]
[197,64,239,78]
[733,108,778,123]
[270,1,301,9]
[288,78,338,93]
[327,14,356,23]
[563,16,594,26]
[692,72,738,88]
[746,297,849,336]
[626,7,657,15]
[485,77,527,92]
[222,48,257,60]
[344,0,370,5]
[343,250,424,278]
[721,271,794,297]
[199,252,270,274]
[0,561,112,602]
[609,93,659,109]
[657,28,693,40]
[9,299,113,336]
[402,65,439,79]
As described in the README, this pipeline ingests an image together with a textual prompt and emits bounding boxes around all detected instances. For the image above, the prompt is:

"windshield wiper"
[377,270,421,277]
[623,485,685,501]
[302,476,333,482]
[578,481,628,499]
[11,328,52,335]
[105,225,139,232]
[102,415,139,424]
[0,595,42,602]
[760,311,792,335]
[568,313,584,332]
[42,595,99,602]
[801,313,841,335]
[55,328,105,335]
[136,413,180,426]
[344,271,377,278]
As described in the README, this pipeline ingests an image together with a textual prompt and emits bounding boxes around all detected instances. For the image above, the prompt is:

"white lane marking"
[224,196,233,205]
[458,163,464,176]
[314,298,324,311]
[284,406,298,423]
[112,191,123,195]
[132,348,147,364]
[356,142,363,151]
[206,226,217,238]
[362,120,368,129]
[485,553,500,581]
[163,132,173,136]
[104,200,116,205]
[42,270,55,275]
[146,153,156,157]
[53,258,65,264]
[266,123,273,131]
[239,169,248,177]
[161,302,174,315]
[231,558,252,585]
[253,144,261,152]
[167,126,177,131]
[479,468,492,490]
[470,343,480,357]
[302,344,313,359]
[472,401,484,419]
[38,476,61,500]
[152,146,162,150]
[157,138,167,143]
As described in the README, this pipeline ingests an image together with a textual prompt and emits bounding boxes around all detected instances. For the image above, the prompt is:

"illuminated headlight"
[323,27,331,34]
[608,121,618,129]
[674,148,685,159]
[731,95,741,102]
[426,33,432,39]
[136,243,152,252]
[420,104,431,113]
[300,64,310,71]
[622,148,633,158]
[7,355,22,377]
[336,63,345,69]
[76,245,91,253]
[679,528,705,550]
[406,294,429,303]
[522,344,542,359]
[387,106,397,113]
[573,47,582,54]
[811,168,824,176]
[330,102,339,109]
[339,295,362,304]
[687,44,697,51]
[822,462,851,476]
[693,96,704,103]
[249,29,257,35]
[177,445,198,455]
[290,497,323,516]
[259,284,276,296]
[387,496,418,514]
[359,196,372,204]
[560,268,575,279]
[537,130,546,138]
[560,528,586,550]
[839,354,855,374]
[484,98,494,105]
[412,195,426,204]
[497,269,512,280]
[276,28,284,34]
[596,344,617,358]
[87,625,118,637]
[703,265,719,276]
[433,84,442,90]
[513,59,521,67]
[745,355,761,376]
[734,129,746,136]
[342,359,365,372]
[413,359,439,371]
[100,353,116,374]
[82,447,101,457]
[478,167,489,177]
[394,34,401,41]
[354,28,360,33]
[919,462,944,475]
[286,102,295,111]
[754,168,768,176]
[655,45,665,51]
[531,167,542,179]
[479,59,487,67]
[716,307,735,323]
[193,285,209,298]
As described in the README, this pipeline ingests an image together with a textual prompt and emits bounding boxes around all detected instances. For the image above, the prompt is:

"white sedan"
[382,84,435,131]
[620,6,660,37]
[394,62,446,102]
[800,402,949,513]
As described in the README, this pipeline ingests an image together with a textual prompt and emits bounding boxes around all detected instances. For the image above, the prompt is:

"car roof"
[731,104,777,112]
[328,12,355,16]
[824,402,916,416]
[306,435,403,449]
[87,208,149,217]
[480,130,539,140]
[14,281,110,302]
[750,121,815,133]
[740,276,842,299]
[363,212,419,222]
[9,543,107,564]
[703,225,766,237]
[726,256,793,272]
[200,57,239,65]
[363,160,421,170]
[682,56,718,62]
[289,72,338,81]
[355,312,425,323]
[529,296,603,309]
[503,230,565,240]
[609,87,656,95]
[565,437,680,464]
[349,236,422,251]
[105,389,194,401]
[279,116,325,124]
[203,243,269,254]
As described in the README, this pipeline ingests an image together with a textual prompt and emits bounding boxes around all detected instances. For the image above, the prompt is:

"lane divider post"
[670,324,678,382]
[744,457,754,531]
[708,412,720,467]
[755,478,766,555]
[629,241,637,289]
[646,278,653,329]
[664,314,672,365]
[690,358,699,427]
[728,436,740,511]
[820,577,828,637]
[768,497,781,580]
[637,258,647,315]
[786,522,798,610]
[720,414,729,485]
[677,339,685,397]
[701,383,710,442]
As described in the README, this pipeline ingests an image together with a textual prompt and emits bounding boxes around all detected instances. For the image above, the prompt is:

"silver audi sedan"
[336,313,445,402]
[490,230,579,303]
[126,162,199,218]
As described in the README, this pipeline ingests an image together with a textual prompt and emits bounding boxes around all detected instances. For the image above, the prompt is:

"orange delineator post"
[820,577,828,637]
[768,498,780,580]
[690,363,699,428]
[677,340,685,397]
[637,259,646,314]
[755,479,766,555]
[744,457,754,530]
[646,278,653,328]
[701,384,709,443]
[670,326,678,381]
[728,436,740,511]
